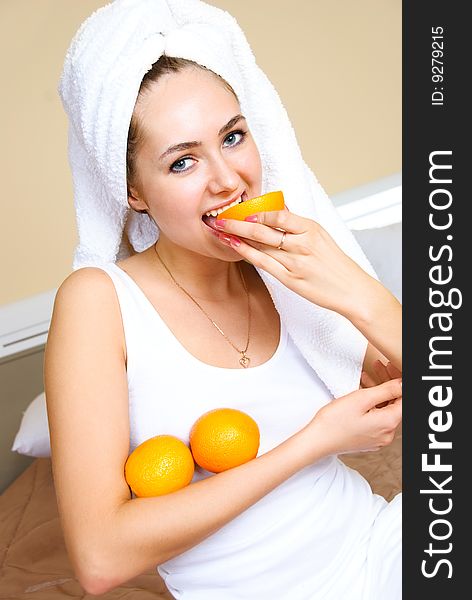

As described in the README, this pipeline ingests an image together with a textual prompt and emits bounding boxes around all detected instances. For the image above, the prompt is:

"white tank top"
[100,263,390,600]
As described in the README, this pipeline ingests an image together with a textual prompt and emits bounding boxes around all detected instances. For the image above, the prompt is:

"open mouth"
[202,190,248,230]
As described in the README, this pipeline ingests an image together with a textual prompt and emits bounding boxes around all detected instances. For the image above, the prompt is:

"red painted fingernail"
[230,236,241,247]
[218,234,232,244]
[214,219,227,229]
[244,215,258,223]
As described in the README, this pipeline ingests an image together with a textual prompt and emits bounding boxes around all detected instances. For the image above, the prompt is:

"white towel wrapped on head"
[59,0,378,397]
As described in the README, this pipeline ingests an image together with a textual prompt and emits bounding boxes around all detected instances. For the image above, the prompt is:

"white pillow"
[12,223,401,458]
[11,391,51,457]
[352,222,402,302]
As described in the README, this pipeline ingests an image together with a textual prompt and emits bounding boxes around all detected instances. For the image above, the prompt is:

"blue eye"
[170,157,194,173]
[169,130,247,174]
[223,130,247,147]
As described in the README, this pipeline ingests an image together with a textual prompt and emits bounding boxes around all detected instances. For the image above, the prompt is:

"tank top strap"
[95,262,149,322]
[94,262,168,384]
[97,262,178,334]
[95,261,290,379]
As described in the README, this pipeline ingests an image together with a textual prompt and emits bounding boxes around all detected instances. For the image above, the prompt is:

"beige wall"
[0,0,401,306]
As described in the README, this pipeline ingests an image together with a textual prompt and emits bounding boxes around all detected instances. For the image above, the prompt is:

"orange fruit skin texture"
[217,190,285,221]
[125,435,195,497]
[189,408,260,473]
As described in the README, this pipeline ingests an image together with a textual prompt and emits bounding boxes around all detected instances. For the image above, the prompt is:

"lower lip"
[202,191,247,232]
[202,218,220,235]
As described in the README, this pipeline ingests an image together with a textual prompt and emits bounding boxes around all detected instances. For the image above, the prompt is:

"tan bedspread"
[0,432,401,598]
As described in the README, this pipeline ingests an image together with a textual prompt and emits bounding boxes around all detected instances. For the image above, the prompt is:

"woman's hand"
[361,360,402,389]
[215,209,402,370]
[300,379,403,459]
[214,209,385,321]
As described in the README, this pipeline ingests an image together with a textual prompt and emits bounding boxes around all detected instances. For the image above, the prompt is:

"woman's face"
[129,67,262,257]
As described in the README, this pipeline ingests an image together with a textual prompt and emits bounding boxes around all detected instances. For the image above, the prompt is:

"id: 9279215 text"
[431,26,444,106]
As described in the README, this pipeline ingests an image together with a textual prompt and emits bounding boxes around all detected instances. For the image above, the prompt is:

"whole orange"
[124,435,195,497]
[189,408,260,473]
[218,190,285,221]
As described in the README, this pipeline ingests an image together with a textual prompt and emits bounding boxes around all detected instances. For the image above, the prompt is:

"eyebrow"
[158,114,246,162]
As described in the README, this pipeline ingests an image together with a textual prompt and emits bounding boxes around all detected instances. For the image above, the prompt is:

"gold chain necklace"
[154,245,251,368]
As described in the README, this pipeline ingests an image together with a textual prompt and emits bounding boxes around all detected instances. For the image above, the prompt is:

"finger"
[215,219,290,250]
[360,370,377,388]
[373,360,390,384]
[386,362,402,379]
[217,234,296,284]
[360,379,402,412]
[221,236,292,281]
[375,396,403,425]
[245,209,310,235]
[236,237,295,271]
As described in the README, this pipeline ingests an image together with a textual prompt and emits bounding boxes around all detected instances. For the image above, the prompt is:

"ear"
[127,185,149,214]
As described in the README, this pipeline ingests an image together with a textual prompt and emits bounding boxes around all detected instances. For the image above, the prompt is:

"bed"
[0,434,401,599]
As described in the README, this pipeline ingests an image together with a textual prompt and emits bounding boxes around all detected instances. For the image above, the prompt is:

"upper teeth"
[205,194,243,217]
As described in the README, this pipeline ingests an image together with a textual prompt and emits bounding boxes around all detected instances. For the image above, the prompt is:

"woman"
[44,1,402,598]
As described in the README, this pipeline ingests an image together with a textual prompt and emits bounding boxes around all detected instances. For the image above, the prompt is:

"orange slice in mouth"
[217,190,285,221]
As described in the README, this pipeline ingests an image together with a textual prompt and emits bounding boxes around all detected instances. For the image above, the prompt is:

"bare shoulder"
[48,266,126,361]
[55,266,117,305]
[53,267,121,327]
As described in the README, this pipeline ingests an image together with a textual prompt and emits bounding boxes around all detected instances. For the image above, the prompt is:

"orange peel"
[189,408,260,473]
[124,434,195,497]
[218,190,285,221]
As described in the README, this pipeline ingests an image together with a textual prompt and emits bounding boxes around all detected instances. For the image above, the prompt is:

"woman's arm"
[355,284,402,372]
[45,267,401,596]
[213,210,402,371]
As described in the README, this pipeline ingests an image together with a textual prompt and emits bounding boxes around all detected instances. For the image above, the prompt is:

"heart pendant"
[239,355,250,368]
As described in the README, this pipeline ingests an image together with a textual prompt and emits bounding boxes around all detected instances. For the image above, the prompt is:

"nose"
[207,155,240,196]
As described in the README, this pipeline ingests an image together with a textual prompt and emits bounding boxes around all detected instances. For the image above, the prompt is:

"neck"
[154,238,245,301]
